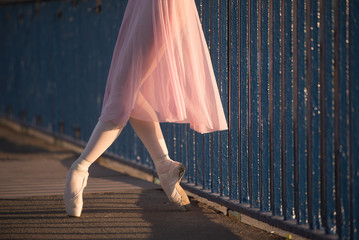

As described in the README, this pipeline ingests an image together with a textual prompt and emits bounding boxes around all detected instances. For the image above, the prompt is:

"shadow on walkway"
[0,124,284,240]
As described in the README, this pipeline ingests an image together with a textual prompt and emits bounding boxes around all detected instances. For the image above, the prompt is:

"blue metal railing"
[0,1,358,239]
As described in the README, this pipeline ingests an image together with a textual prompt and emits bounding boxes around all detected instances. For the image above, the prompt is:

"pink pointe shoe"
[63,167,89,217]
[157,157,191,211]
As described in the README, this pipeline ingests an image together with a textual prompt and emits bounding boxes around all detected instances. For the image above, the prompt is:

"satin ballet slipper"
[64,168,89,217]
[157,158,191,211]
[175,183,191,210]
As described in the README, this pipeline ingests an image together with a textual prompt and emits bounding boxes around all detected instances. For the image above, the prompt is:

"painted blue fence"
[0,1,358,239]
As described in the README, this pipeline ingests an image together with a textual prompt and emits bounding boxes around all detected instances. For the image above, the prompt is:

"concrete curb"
[0,116,308,240]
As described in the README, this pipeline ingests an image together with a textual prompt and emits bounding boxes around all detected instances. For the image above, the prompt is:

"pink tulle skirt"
[99,0,228,134]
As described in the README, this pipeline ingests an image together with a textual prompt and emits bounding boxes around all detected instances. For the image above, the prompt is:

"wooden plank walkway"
[0,124,284,240]
[0,125,158,198]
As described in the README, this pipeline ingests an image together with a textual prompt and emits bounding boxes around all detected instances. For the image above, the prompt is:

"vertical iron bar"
[268,0,274,213]
[293,0,299,223]
[210,0,214,193]
[296,0,309,225]
[201,0,211,191]
[258,0,263,211]
[345,2,352,239]
[228,0,232,198]
[249,0,260,209]
[239,0,249,204]
[247,0,252,206]
[260,0,271,212]
[280,0,286,219]
[321,0,336,234]
[219,0,229,197]
[319,0,327,232]
[305,0,313,228]
[339,0,350,238]
[283,0,295,220]
[237,0,242,203]
[272,0,283,216]
[349,2,359,239]
[333,0,341,234]
[211,0,220,194]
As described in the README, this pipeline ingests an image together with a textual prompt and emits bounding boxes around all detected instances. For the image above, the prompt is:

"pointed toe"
[64,169,89,217]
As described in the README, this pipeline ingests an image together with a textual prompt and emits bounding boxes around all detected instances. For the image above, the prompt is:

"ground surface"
[0,125,284,240]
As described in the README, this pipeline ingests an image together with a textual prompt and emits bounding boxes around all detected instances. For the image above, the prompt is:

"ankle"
[70,158,91,172]
[153,154,172,174]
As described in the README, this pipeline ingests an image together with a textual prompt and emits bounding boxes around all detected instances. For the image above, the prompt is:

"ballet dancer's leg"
[71,121,123,171]
[129,117,190,210]
[129,93,173,173]
[64,121,123,217]
[129,118,169,171]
